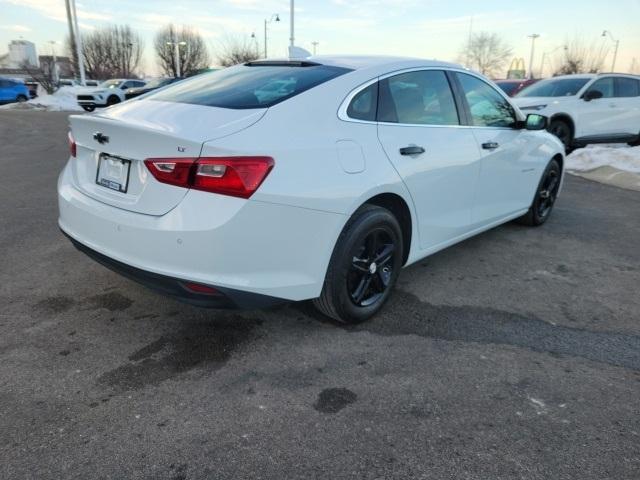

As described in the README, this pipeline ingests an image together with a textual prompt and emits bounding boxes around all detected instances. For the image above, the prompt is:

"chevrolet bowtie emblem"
[93,132,109,144]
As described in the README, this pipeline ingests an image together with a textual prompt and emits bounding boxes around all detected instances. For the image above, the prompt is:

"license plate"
[96,154,131,193]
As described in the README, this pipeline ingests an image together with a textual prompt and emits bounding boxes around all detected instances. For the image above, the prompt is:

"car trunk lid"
[68,100,266,215]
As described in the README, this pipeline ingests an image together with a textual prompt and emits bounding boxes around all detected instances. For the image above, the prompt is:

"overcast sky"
[1,0,639,76]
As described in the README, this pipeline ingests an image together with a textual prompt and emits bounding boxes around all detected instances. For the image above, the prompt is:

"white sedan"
[58,56,565,323]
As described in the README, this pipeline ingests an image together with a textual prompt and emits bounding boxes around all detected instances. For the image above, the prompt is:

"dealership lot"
[1,111,640,479]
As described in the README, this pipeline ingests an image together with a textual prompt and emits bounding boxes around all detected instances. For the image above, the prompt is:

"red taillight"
[144,158,194,188]
[144,156,274,199]
[68,132,76,158]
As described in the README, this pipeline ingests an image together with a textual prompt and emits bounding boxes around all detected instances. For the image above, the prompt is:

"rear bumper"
[63,230,284,309]
[58,159,344,302]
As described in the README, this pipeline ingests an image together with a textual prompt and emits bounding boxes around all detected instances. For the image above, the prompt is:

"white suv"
[513,74,640,150]
[77,78,146,111]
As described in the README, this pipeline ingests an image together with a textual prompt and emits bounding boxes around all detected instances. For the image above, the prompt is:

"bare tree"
[20,60,56,94]
[553,37,609,75]
[74,25,144,79]
[459,32,513,77]
[215,35,260,67]
[154,25,210,77]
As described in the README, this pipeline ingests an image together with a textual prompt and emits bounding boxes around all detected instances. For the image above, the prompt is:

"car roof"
[261,55,462,71]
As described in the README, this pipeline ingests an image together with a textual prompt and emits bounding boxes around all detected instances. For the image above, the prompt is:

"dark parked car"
[0,78,30,104]
[494,79,540,97]
[124,77,183,100]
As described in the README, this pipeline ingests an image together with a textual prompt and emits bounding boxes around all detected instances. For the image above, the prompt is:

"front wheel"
[548,119,573,153]
[82,105,95,112]
[106,95,120,106]
[516,159,561,226]
[313,205,403,324]
[16,95,27,102]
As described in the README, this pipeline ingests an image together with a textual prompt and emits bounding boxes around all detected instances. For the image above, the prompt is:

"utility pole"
[289,0,295,47]
[70,0,86,85]
[527,34,540,79]
[311,41,319,55]
[64,0,78,80]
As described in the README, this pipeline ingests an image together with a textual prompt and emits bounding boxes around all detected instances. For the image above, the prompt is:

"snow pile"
[0,86,83,112]
[566,145,640,191]
[566,145,640,173]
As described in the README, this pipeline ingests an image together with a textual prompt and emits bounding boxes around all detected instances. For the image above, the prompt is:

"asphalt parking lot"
[1,110,639,480]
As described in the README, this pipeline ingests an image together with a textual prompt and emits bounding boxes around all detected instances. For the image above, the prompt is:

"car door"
[453,72,539,225]
[577,77,619,137]
[613,77,640,137]
[376,69,482,250]
[0,80,10,102]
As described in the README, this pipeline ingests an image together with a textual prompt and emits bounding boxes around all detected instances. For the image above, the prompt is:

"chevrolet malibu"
[58,56,565,323]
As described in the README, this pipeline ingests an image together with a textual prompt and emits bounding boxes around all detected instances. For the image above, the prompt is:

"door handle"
[482,142,499,150]
[399,145,425,156]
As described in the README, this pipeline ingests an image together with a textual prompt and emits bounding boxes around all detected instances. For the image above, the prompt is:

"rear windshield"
[517,78,590,98]
[147,64,352,109]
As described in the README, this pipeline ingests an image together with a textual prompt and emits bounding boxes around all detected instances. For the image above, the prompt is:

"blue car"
[0,78,30,104]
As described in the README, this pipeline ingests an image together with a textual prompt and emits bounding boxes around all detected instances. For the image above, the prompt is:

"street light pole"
[167,41,187,77]
[48,40,59,84]
[289,0,295,47]
[263,14,280,58]
[312,41,319,55]
[539,45,567,78]
[527,34,540,79]
[602,30,620,72]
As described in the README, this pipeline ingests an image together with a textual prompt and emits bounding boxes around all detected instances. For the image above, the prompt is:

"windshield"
[516,78,590,98]
[147,63,352,109]
[99,80,123,89]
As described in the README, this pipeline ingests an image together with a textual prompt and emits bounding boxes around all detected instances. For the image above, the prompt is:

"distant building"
[2,40,39,68]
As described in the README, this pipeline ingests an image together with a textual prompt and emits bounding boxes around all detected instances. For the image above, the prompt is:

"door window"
[587,78,614,98]
[378,70,459,125]
[615,77,640,97]
[456,73,516,128]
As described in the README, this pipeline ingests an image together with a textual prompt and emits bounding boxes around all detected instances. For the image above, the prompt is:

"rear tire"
[82,106,95,112]
[16,95,27,102]
[548,119,574,153]
[516,159,561,226]
[313,205,403,324]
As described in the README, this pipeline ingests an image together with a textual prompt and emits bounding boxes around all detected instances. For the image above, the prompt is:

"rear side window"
[615,77,640,97]
[378,70,459,125]
[148,64,352,109]
[347,82,378,121]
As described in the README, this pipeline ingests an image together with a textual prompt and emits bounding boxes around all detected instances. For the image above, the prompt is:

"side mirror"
[525,114,547,131]
[583,90,603,102]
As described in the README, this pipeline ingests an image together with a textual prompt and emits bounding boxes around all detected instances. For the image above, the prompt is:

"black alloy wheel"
[516,158,562,226]
[348,228,396,307]
[314,205,403,324]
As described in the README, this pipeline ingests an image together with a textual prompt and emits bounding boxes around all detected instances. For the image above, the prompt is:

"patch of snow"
[0,86,83,112]
[566,145,640,174]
